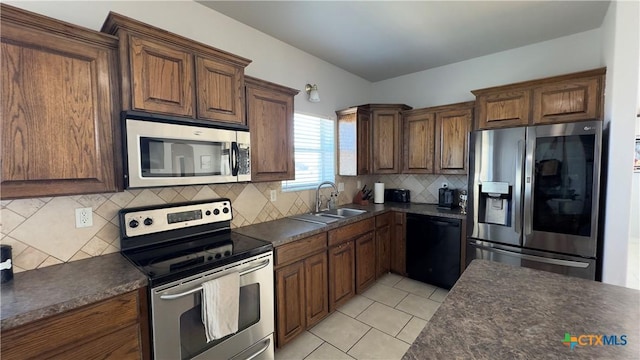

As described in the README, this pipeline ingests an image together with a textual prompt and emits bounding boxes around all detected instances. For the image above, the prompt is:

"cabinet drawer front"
[1,291,140,359]
[328,218,375,247]
[532,78,600,124]
[375,213,393,228]
[276,232,327,267]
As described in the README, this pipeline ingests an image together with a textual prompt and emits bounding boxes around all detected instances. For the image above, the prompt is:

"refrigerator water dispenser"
[478,182,511,226]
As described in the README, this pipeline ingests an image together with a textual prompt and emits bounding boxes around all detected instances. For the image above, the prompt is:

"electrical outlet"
[338,182,344,192]
[357,180,362,189]
[270,190,277,202]
[441,182,448,189]
[75,207,93,228]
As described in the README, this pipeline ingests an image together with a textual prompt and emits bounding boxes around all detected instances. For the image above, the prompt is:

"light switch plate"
[357,180,362,189]
[270,190,277,202]
[338,182,344,192]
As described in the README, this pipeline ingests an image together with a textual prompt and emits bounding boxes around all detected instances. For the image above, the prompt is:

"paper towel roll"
[374,182,385,204]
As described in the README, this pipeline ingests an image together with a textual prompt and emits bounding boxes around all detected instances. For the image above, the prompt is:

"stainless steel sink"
[315,208,367,218]
[289,208,367,225]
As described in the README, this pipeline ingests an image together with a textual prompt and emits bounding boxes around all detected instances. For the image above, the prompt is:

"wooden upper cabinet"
[129,35,194,116]
[435,102,473,175]
[474,90,530,129]
[371,104,412,174]
[102,12,251,124]
[245,77,299,182]
[532,77,600,125]
[337,107,372,176]
[196,56,245,124]
[402,109,435,173]
[473,68,605,130]
[1,4,121,199]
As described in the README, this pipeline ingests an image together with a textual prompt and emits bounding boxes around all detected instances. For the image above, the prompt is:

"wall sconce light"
[305,84,320,103]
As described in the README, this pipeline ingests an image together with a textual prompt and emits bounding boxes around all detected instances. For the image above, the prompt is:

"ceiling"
[197,1,610,82]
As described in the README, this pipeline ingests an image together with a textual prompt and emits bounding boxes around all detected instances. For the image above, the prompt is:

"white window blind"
[282,114,335,191]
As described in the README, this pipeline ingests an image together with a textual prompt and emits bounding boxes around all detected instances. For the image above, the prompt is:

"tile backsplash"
[0,174,466,273]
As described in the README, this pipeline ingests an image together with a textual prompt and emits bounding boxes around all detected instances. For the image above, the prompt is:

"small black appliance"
[384,189,411,203]
[438,188,458,209]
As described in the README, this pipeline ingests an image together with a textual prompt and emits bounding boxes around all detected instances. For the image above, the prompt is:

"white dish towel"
[201,271,240,342]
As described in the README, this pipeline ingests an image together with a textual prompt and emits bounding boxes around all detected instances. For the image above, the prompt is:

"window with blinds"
[282,113,335,191]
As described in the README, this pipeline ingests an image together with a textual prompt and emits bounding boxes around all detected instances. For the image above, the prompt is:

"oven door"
[151,253,274,360]
[125,118,246,188]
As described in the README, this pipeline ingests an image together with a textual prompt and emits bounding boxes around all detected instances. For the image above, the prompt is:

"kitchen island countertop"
[404,259,640,359]
[0,253,148,331]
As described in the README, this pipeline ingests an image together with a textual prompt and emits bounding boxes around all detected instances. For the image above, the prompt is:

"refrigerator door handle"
[472,243,589,268]
[523,129,536,238]
[514,140,525,236]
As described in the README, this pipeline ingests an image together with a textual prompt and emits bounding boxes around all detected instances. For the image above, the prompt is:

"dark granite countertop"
[234,202,466,247]
[404,260,640,359]
[0,253,148,331]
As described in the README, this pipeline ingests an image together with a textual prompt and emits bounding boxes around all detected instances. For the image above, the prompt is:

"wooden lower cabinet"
[376,223,392,278]
[304,252,329,328]
[275,261,306,347]
[391,212,407,276]
[0,289,148,360]
[355,232,376,293]
[328,240,355,312]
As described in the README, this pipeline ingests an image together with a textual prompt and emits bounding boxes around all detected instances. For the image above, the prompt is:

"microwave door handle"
[231,142,239,176]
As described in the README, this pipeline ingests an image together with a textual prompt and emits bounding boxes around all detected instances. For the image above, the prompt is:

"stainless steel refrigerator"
[466,120,602,280]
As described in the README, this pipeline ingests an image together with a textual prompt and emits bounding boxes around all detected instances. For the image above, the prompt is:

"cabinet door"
[328,241,355,312]
[376,224,391,278]
[391,212,407,275]
[532,77,600,125]
[435,107,472,174]
[372,109,402,174]
[129,35,194,117]
[403,110,435,173]
[357,110,372,175]
[195,56,244,124]
[276,262,305,347]
[246,84,294,182]
[1,19,119,199]
[475,90,530,130]
[355,232,376,293]
[304,252,329,328]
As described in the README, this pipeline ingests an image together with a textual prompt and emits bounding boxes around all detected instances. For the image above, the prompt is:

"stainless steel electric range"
[119,198,274,360]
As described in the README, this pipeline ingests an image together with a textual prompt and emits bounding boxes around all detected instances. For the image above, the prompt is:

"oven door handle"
[159,258,271,300]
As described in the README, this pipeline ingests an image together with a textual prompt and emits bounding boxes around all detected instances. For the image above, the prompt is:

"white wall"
[371,29,603,108]
[5,0,371,120]
[600,0,640,286]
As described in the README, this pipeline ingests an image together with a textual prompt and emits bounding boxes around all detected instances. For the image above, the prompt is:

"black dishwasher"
[406,214,461,289]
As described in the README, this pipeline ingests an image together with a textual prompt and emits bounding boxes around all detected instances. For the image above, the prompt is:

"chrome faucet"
[315,181,338,212]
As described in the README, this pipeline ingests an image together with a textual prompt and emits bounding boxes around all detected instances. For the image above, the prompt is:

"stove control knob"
[207,255,213,261]
[129,219,139,228]
[205,210,211,216]
[224,250,231,257]
[144,218,153,226]
[215,253,222,259]
[223,207,229,214]
[213,209,220,215]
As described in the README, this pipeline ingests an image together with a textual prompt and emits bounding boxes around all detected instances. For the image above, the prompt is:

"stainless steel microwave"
[124,117,250,188]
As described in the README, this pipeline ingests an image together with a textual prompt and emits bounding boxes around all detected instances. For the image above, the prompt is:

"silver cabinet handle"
[159,258,270,300]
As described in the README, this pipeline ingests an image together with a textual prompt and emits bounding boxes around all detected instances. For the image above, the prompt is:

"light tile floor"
[275,273,448,360]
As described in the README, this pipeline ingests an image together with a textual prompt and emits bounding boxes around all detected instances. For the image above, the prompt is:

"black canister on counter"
[1,244,13,283]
